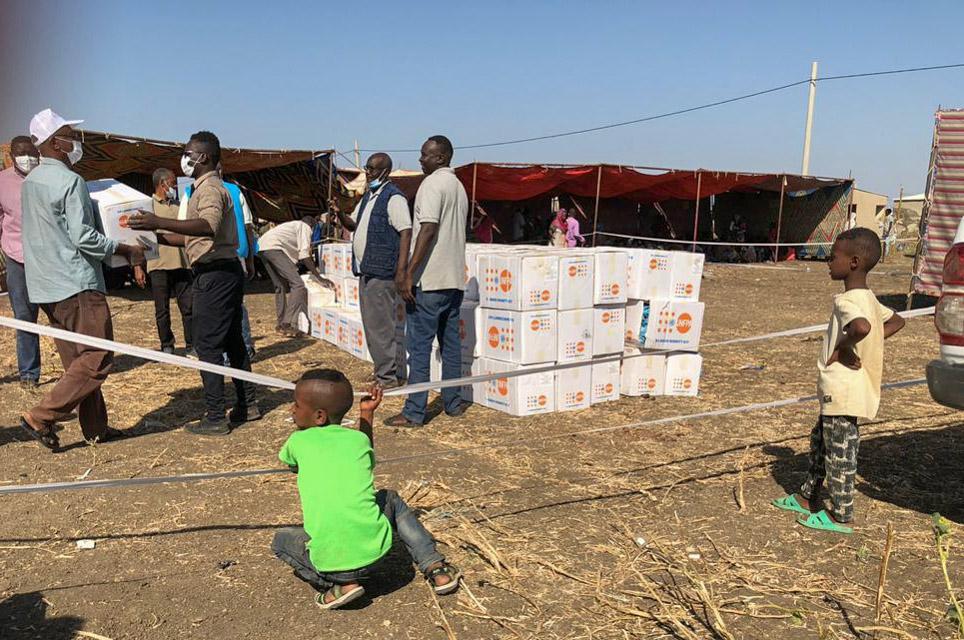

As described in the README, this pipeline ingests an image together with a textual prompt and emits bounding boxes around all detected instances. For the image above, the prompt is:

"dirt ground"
[0,254,961,640]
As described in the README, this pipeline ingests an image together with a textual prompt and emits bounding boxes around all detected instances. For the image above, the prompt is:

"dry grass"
[0,257,961,639]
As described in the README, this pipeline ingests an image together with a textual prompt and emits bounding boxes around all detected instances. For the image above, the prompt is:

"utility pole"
[353,140,361,169]
[801,61,818,176]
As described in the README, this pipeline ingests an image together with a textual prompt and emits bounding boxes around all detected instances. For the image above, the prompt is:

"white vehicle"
[928,216,964,408]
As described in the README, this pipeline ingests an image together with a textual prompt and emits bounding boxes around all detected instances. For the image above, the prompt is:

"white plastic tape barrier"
[591,231,921,248]
[0,307,934,398]
[0,377,928,495]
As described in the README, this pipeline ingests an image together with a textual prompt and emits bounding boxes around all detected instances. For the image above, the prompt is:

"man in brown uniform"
[131,131,259,435]
[147,168,193,355]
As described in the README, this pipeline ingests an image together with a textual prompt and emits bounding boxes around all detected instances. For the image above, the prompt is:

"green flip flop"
[796,510,853,534]
[771,494,810,516]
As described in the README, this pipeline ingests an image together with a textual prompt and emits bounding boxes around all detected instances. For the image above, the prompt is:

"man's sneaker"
[161,345,175,355]
[186,418,231,436]
[228,404,263,427]
[185,347,198,360]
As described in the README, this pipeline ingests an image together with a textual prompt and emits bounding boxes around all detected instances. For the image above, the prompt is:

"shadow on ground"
[0,591,84,640]
[766,421,964,523]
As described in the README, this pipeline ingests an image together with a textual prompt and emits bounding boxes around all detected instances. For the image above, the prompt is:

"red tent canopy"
[390,163,848,203]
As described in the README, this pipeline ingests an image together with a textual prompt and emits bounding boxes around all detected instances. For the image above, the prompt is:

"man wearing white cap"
[18,108,147,451]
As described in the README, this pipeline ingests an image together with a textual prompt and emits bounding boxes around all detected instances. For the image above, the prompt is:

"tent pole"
[326,152,335,241]
[774,175,786,263]
[691,171,702,252]
[470,162,479,227]
[591,164,602,247]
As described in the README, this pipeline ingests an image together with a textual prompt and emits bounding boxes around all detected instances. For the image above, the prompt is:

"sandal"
[796,510,853,535]
[19,417,59,451]
[383,414,423,429]
[771,494,811,516]
[316,584,365,610]
[425,563,461,595]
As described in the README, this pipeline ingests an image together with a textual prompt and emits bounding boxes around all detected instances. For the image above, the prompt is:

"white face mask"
[181,153,199,178]
[65,140,83,165]
[165,186,177,201]
[14,155,39,175]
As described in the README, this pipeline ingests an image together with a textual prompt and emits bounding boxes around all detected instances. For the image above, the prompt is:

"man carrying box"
[130,131,260,436]
[18,108,147,450]
[258,216,326,337]
[331,152,412,389]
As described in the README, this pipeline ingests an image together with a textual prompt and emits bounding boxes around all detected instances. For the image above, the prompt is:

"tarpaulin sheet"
[65,130,334,223]
[393,163,848,204]
[914,110,964,296]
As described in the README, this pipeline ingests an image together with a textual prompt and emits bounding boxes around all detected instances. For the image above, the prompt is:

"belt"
[192,258,241,276]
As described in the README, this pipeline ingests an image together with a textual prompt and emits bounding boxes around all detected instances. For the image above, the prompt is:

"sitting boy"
[772,228,905,533]
[272,369,460,609]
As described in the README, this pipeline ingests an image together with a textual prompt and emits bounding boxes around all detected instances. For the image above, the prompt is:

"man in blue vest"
[333,153,412,388]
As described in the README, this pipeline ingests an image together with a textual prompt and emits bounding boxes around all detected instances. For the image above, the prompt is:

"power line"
[357,62,964,154]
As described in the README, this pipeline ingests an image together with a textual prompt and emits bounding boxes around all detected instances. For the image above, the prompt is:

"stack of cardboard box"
[621,249,705,398]
[304,242,705,416]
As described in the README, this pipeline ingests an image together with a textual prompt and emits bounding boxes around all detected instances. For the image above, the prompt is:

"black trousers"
[150,268,194,349]
[192,260,257,421]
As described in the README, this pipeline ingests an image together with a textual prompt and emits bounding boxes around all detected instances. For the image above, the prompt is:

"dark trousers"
[271,489,445,589]
[403,288,464,424]
[192,260,256,422]
[149,268,194,349]
[29,291,113,439]
[6,258,41,381]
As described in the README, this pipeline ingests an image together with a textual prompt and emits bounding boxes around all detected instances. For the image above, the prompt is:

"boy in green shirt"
[272,369,460,609]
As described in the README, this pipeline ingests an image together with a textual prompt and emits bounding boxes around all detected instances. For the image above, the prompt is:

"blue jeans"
[403,288,464,424]
[271,489,444,589]
[6,259,40,381]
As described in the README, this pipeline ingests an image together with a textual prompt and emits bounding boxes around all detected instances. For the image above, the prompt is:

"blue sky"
[3,1,964,196]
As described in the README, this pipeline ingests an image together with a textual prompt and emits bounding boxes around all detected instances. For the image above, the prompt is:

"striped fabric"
[914,109,964,296]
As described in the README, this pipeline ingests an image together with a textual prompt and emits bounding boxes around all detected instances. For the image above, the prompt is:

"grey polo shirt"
[411,167,467,291]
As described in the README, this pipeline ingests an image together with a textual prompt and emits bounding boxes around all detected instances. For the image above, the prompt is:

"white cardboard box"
[624,300,644,344]
[302,274,337,309]
[341,276,360,311]
[641,300,704,352]
[665,353,703,396]
[307,306,326,340]
[626,249,672,300]
[620,351,666,397]
[556,362,592,411]
[593,305,626,356]
[593,250,628,305]
[479,357,555,417]
[479,253,559,310]
[330,243,352,276]
[557,308,593,362]
[670,251,704,300]
[345,313,372,362]
[591,359,621,404]
[557,253,595,310]
[459,301,482,358]
[626,249,704,301]
[86,180,159,268]
[482,309,557,365]
[336,314,351,352]
[322,309,339,344]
